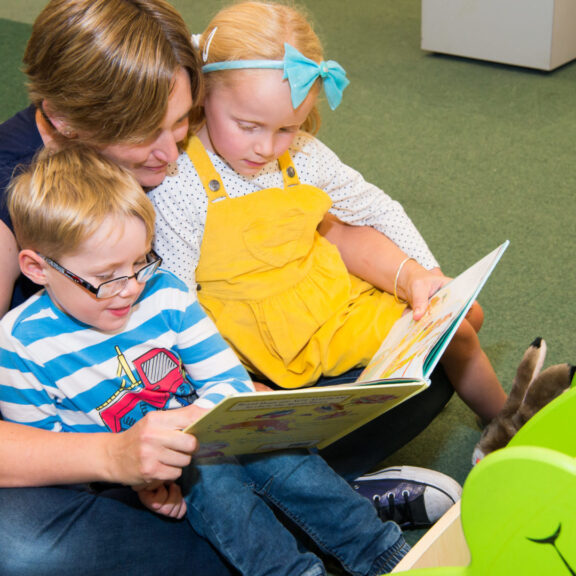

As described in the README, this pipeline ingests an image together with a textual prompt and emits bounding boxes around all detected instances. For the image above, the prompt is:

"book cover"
[185,380,428,457]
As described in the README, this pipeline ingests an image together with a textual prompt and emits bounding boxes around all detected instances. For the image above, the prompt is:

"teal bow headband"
[202,43,350,110]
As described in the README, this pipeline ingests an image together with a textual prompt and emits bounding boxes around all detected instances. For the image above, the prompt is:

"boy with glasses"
[0,146,416,575]
[0,145,253,509]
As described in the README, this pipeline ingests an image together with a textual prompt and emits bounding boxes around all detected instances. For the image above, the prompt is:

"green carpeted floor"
[2,0,575,551]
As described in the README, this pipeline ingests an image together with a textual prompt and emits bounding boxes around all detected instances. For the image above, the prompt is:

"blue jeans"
[0,369,450,572]
[183,450,408,576]
[0,485,236,576]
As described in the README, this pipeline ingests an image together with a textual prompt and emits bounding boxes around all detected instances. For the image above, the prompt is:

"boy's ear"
[19,250,49,286]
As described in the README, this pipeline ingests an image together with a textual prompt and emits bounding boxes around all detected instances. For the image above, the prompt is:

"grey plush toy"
[472,337,575,465]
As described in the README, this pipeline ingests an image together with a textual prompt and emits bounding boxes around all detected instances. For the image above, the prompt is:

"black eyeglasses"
[40,250,163,299]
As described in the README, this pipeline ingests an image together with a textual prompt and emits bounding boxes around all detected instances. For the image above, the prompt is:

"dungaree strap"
[185,135,301,196]
[278,152,300,188]
[185,136,227,202]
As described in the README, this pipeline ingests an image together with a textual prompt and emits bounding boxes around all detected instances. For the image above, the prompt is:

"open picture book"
[185,240,509,457]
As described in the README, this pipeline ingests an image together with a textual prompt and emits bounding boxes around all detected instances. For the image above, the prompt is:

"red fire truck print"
[98,346,195,432]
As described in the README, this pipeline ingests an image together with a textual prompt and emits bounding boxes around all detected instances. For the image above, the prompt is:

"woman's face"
[99,68,193,188]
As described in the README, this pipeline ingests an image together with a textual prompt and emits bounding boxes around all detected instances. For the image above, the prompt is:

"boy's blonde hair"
[192,1,323,134]
[8,146,156,260]
[24,0,202,145]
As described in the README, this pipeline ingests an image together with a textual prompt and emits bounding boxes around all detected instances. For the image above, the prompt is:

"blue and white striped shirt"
[0,269,253,433]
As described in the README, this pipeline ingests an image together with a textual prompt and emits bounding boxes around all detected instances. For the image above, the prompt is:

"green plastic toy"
[388,378,576,575]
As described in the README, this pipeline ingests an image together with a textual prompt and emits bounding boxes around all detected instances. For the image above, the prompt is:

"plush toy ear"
[502,337,547,417]
[472,338,547,464]
[513,363,574,429]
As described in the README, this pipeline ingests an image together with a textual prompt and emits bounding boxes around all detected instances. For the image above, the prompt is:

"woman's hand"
[0,406,199,488]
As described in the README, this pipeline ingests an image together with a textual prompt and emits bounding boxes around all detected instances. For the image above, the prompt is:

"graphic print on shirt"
[97,346,195,432]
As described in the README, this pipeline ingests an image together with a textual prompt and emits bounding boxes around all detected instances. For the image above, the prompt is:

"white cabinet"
[421,0,576,71]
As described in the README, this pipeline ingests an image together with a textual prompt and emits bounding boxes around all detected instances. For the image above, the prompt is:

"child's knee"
[446,318,480,358]
[465,301,484,333]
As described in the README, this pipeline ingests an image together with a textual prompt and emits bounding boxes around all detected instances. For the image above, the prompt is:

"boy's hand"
[135,481,187,519]
[104,404,203,486]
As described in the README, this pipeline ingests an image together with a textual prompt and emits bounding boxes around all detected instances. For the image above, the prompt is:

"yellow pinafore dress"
[189,136,406,389]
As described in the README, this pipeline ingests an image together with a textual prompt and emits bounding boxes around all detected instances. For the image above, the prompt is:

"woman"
[0,1,459,573]
[0,0,200,313]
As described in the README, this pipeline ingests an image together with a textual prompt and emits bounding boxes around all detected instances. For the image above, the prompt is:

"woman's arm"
[319,215,484,330]
[318,215,448,320]
[0,222,21,317]
[0,406,199,487]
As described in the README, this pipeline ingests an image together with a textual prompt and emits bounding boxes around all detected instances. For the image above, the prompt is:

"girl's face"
[99,68,193,188]
[199,69,317,176]
[41,216,151,333]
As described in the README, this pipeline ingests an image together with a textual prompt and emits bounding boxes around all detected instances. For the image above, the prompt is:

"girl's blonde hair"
[8,146,156,260]
[24,0,202,145]
[192,1,323,134]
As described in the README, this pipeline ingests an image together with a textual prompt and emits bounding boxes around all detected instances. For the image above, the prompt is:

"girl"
[150,1,506,423]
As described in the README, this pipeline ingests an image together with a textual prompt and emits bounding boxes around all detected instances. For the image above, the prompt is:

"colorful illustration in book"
[350,394,398,405]
[216,417,293,434]
[363,291,462,380]
[256,409,297,419]
[196,441,230,459]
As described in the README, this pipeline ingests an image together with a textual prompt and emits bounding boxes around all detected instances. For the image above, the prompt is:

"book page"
[358,241,509,383]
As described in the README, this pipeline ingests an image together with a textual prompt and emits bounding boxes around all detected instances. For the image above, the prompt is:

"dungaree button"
[209,179,220,191]
[286,166,296,178]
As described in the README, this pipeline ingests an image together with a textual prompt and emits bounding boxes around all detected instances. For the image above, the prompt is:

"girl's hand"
[398,264,484,330]
[135,481,187,519]
[397,263,450,321]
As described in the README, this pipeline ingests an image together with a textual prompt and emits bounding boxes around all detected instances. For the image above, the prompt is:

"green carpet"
[2,0,575,550]
[0,18,30,117]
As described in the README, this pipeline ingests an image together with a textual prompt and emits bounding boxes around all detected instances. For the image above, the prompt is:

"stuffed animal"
[472,338,575,465]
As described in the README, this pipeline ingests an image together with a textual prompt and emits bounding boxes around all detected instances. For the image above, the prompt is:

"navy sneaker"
[351,465,462,529]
